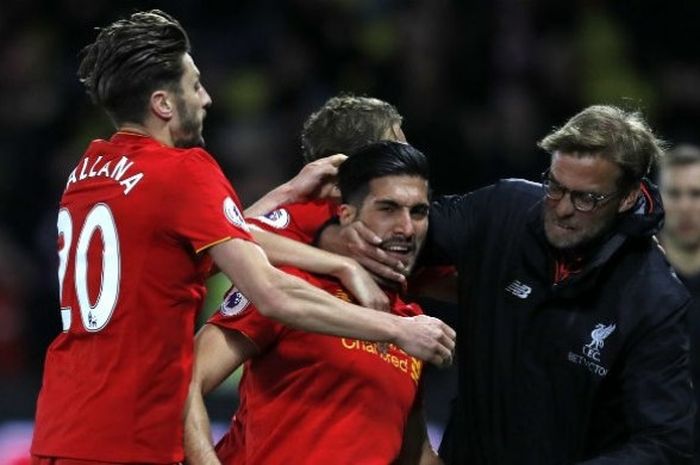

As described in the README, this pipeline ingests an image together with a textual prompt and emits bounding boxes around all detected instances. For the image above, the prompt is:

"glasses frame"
[541,170,620,212]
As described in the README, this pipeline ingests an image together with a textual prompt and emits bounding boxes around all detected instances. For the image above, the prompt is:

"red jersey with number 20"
[209,267,424,465]
[31,132,255,463]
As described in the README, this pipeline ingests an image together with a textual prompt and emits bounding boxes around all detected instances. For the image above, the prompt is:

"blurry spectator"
[0,229,35,377]
[659,144,700,463]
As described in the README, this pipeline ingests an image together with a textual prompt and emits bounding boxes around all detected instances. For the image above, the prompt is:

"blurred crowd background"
[2,0,700,458]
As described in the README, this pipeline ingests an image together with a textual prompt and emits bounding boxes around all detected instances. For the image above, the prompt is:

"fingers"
[344,222,407,284]
[318,183,341,201]
[307,153,348,176]
[356,256,407,285]
[395,315,456,368]
[430,323,456,368]
[430,351,453,368]
[438,320,457,353]
[321,153,348,168]
[335,258,391,312]
[363,290,390,312]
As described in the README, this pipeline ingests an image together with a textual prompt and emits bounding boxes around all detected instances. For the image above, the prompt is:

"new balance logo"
[505,280,532,299]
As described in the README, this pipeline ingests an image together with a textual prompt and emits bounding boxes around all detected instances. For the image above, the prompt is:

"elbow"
[254,286,291,320]
[252,272,305,324]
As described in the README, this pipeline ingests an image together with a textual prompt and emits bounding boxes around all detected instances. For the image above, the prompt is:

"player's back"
[32,132,231,463]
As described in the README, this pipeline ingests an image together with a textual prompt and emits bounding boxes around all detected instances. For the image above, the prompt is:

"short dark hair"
[301,94,403,163]
[538,105,666,189]
[338,141,429,205]
[78,9,190,125]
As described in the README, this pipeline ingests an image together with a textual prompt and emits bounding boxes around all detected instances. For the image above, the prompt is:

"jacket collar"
[523,179,664,292]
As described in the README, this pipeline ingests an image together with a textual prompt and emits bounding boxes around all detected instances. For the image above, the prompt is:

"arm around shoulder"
[208,238,456,365]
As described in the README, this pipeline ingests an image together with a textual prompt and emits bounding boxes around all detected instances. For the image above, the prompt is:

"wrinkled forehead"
[549,151,622,192]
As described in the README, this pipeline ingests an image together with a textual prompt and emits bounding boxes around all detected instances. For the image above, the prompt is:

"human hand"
[334,257,390,312]
[393,315,456,367]
[285,153,347,202]
[341,221,408,286]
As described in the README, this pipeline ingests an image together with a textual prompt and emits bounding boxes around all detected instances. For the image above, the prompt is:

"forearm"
[394,403,443,465]
[244,153,347,217]
[244,183,295,217]
[251,226,355,278]
[262,267,400,340]
[250,226,389,310]
[183,384,221,465]
[210,239,455,364]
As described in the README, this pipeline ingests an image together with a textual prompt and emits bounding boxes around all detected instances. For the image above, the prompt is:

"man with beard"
[30,11,455,465]
[184,141,441,465]
[322,105,694,463]
[658,144,700,463]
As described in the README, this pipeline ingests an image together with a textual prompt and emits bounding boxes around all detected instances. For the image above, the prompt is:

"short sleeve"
[247,200,336,244]
[208,286,284,351]
[168,149,255,253]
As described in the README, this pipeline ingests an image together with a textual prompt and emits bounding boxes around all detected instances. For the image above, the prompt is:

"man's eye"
[549,183,565,193]
[411,207,429,217]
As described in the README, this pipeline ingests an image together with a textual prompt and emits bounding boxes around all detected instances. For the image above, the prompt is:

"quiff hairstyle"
[78,9,190,126]
[338,140,429,206]
[301,94,403,163]
[538,105,666,189]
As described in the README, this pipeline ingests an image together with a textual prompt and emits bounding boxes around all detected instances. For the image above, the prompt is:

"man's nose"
[553,192,576,217]
[394,209,415,236]
[202,86,212,109]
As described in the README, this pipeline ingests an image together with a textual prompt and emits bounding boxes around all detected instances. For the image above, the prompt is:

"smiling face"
[543,152,638,250]
[171,53,211,148]
[339,174,429,274]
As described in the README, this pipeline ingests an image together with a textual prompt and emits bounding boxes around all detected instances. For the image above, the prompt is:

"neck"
[377,276,405,295]
[660,233,700,277]
[118,120,173,147]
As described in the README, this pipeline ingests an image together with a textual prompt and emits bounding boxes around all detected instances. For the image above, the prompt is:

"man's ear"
[150,90,174,120]
[337,204,357,226]
[618,186,640,213]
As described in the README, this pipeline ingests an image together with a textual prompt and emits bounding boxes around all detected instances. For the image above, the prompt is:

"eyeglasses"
[541,170,620,212]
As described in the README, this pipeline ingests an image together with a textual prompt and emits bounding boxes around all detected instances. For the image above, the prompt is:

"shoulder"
[173,147,221,170]
[144,146,219,171]
[623,243,691,316]
[433,178,541,208]
[277,199,336,219]
[492,178,543,203]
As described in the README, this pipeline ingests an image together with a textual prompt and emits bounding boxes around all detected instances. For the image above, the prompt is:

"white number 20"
[57,204,121,332]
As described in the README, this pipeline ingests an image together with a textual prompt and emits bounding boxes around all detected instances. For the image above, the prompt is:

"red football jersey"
[246,199,337,244]
[31,132,255,463]
[209,267,424,465]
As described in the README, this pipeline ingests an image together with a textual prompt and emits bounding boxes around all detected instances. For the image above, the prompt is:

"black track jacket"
[427,179,694,465]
